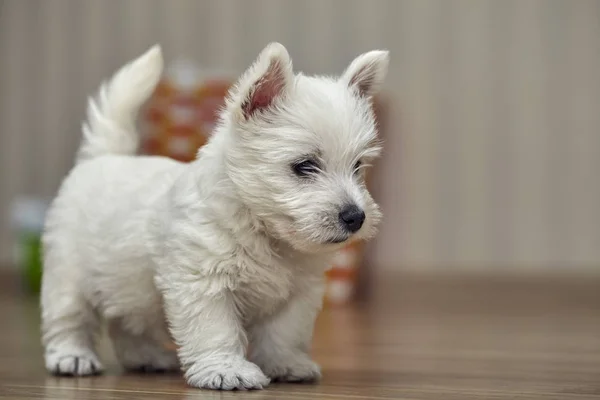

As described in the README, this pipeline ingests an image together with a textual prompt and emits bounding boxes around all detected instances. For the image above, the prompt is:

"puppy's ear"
[230,42,293,121]
[341,50,389,99]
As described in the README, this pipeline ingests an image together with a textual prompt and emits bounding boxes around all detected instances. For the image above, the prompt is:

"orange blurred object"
[139,62,231,162]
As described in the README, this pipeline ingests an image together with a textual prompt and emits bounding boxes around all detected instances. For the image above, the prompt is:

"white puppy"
[40,43,388,390]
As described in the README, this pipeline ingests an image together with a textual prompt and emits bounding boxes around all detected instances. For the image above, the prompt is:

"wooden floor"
[2,272,600,399]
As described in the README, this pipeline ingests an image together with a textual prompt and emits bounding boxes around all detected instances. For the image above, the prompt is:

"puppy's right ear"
[228,42,294,121]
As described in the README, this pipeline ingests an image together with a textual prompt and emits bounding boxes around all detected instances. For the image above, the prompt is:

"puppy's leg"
[108,319,179,373]
[249,280,324,383]
[160,275,270,390]
[41,271,103,376]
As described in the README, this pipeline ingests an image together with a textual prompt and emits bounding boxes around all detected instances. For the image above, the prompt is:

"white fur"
[40,43,389,390]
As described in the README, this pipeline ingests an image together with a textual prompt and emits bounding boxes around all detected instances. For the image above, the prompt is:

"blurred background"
[1,0,600,295]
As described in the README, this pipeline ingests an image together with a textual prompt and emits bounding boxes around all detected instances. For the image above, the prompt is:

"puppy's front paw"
[259,356,321,383]
[185,359,270,390]
[45,349,103,376]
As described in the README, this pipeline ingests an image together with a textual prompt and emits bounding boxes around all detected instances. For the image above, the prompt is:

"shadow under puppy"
[40,42,389,390]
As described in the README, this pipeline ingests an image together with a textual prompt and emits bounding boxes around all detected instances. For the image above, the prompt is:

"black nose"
[339,205,366,233]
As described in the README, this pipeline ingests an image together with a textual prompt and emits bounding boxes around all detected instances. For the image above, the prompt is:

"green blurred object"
[11,197,48,295]
[19,232,43,293]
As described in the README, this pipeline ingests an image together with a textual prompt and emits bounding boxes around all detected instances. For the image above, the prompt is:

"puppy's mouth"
[325,235,349,244]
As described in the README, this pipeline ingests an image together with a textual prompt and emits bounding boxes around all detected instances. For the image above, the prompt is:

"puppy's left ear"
[341,50,389,99]
[230,42,294,121]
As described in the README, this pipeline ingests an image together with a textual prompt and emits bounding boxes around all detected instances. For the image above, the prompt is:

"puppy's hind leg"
[108,319,179,373]
[41,269,103,376]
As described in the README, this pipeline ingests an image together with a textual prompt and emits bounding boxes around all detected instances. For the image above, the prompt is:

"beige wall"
[1,0,600,272]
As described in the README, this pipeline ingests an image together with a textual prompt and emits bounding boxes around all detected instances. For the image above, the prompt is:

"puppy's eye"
[293,159,319,177]
[353,160,362,174]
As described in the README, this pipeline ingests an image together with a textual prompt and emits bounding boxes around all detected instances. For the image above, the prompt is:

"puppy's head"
[223,43,389,253]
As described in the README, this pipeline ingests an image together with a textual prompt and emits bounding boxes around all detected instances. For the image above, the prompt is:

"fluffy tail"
[77,45,164,162]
